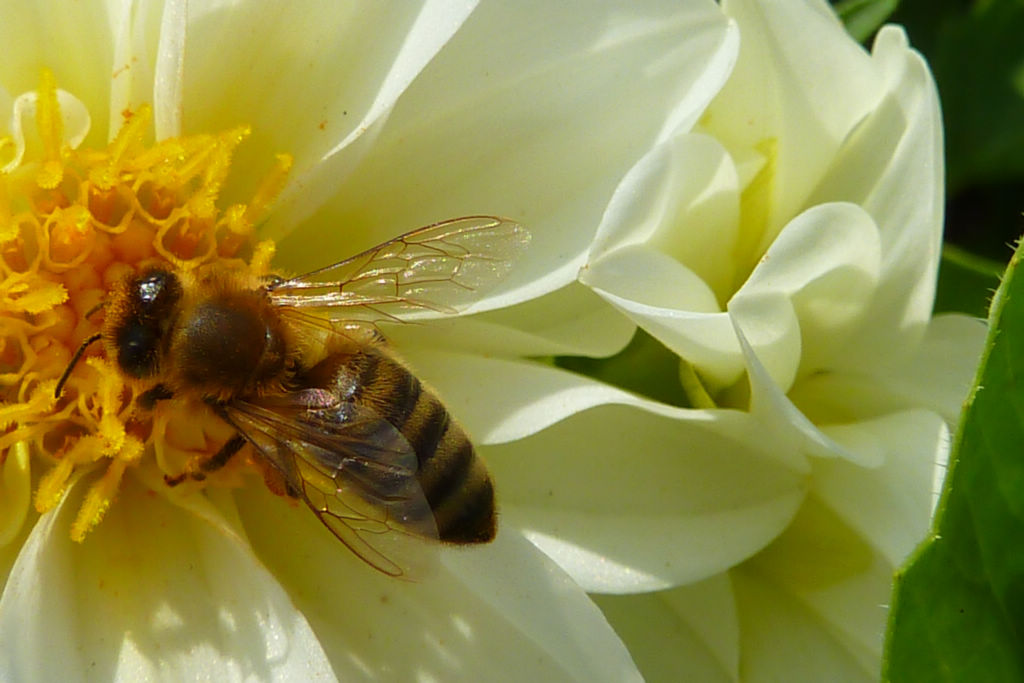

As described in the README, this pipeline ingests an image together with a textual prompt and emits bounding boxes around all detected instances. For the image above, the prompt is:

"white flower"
[402,0,985,679]
[0,1,739,679]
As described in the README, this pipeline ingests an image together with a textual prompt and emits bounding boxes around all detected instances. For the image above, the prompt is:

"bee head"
[112,268,183,378]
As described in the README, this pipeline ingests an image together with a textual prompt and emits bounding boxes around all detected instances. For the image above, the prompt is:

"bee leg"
[139,383,174,410]
[200,433,247,474]
[164,433,246,486]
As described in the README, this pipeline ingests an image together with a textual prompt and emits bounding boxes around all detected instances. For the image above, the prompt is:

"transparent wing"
[223,391,437,578]
[267,216,529,325]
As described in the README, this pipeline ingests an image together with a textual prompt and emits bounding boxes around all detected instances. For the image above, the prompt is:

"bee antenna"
[54,332,103,399]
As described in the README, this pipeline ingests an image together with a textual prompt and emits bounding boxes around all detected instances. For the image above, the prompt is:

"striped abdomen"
[303,345,496,544]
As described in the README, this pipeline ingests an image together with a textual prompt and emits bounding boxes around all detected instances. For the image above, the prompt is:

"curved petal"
[581,132,746,387]
[815,410,948,565]
[232,483,643,682]
[730,201,882,387]
[594,575,739,682]
[0,2,117,148]
[0,474,335,682]
[736,497,896,680]
[107,0,187,140]
[787,314,985,429]
[806,27,946,372]
[386,282,636,359]
[707,0,882,256]
[488,403,806,593]
[180,0,477,230]
[276,0,738,301]
[0,442,33,589]
[871,313,985,425]
[587,132,741,303]
[367,348,806,592]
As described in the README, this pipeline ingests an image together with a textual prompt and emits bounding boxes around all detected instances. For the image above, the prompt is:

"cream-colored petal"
[588,132,741,304]
[0,474,335,682]
[3,88,91,172]
[594,575,739,682]
[730,201,882,388]
[0,2,116,148]
[708,0,882,256]
[233,483,643,682]
[106,0,186,140]
[787,314,985,430]
[806,27,945,374]
[386,282,636,359]
[738,324,861,467]
[177,0,476,227]
[485,404,807,592]
[584,248,745,389]
[276,0,737,300]
[261,347,803,593]
[872,313,985,425]
[815,410,947,565]
[0,442,33,591]
[736,497,896,680]
[0,441,30,549]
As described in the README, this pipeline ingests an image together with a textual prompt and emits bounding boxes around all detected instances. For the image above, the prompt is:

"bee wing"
[223,392,437,578]
[267,216,529,325]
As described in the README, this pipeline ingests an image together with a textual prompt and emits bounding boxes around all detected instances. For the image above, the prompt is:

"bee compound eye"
[133,269,182,317]
[116,322,161,378]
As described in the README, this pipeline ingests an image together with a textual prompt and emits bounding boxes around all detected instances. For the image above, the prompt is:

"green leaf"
[833,0,900,42]
[934,244,1002,317]
[884,239,1024,681]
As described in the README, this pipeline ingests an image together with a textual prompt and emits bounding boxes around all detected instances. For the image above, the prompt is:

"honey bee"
[55,216,529,577]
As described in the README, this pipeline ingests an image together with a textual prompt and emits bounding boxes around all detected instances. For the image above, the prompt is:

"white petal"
[386,282,636,358]
[179,0,476,228]
[709,0,882,250]
[588,132,741,302]
[738,323,862,467]
[483,405,807,592]
[873,313,986,425]
[806,26,946,371]
[275,0,737,300]
[0,441,30,549]
[0,474,335,682]
[3,89,91,172]
[0,2,116,146]
[233,483,643,682]
[736,498,896,680]
[787,314,986,429]
[594,575,739,682]
[815,410,948,565]
[730,201,882,388]
[580,132,749,386]
[106,0,187,140]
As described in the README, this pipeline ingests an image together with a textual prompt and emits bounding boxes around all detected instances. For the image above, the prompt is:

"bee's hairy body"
[103,265,495,546]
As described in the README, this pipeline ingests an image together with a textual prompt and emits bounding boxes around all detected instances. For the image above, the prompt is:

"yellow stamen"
[35,69,65,189]
[246,153,293,226]
[2,72,293,542]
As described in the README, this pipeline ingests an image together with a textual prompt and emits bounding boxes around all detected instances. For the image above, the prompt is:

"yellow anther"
[35,452,77,513]
[246,153,293,226]
[89,104,154,191]
[70,457,129,542]
[35,69,65,189]
[4,72,293,543]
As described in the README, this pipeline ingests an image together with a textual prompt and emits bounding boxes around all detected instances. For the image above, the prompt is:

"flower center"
[0,71,292,543]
